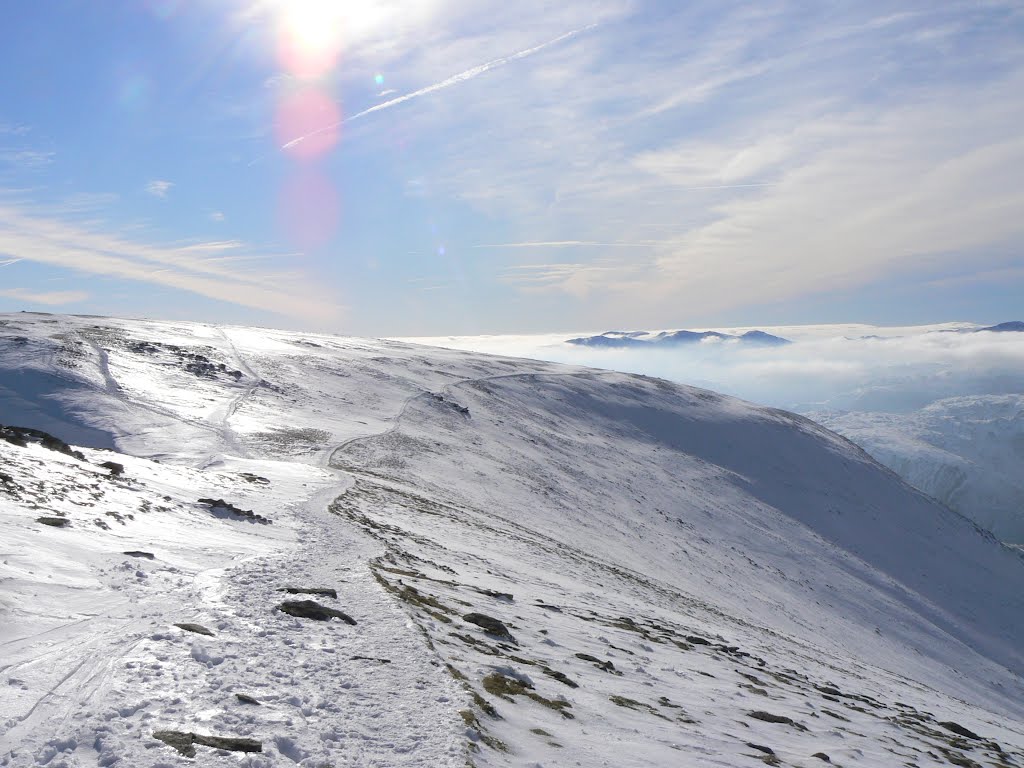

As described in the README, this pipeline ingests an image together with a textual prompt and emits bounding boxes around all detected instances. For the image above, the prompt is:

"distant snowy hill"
[811,395,1024,543]
[2,313,1024,768]
[568,328,791,347]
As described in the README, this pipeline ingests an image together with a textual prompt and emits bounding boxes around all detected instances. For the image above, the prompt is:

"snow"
[1,312,1023,767]
[811,394,1024,543]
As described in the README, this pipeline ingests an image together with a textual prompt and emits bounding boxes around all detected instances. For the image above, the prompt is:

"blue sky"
[0,0,1022,334]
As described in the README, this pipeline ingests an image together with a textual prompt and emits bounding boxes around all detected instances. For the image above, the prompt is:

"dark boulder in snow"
[174,623,214,636]
[153,730,262,756]
[0,424,85,460]
[278,600,356,624]
[939,721,982,740]
[463,612,515,642]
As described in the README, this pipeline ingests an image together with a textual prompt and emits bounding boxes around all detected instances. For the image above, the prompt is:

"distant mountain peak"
[567,328,791,348]
[977,321,1024,333]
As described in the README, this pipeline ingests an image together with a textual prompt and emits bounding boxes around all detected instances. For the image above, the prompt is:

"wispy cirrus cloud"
[0,150,55,169]
[0,288,89,306]
[0,201,343,323]
[367,1,1024,328]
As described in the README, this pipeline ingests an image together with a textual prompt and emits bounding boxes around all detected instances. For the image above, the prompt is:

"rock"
[463,612,515,642]
[123,550,155,559]
[939,721,982,740]
[277,600,356,624]
[747,743,776,756]
[198,497,272,525]
[475,587,514,602]
[812,753,832,762]
[279,586,338,599]
[153,730,196,758]
[37,516,70,528]
[686,635,711,645]
[0,424,85,460]
[99,461,125,476]
[542,667,579,688]
[174,623,214,636]
[153,730,262,756]
[235,693,261,705]
[351,655,392,664]
[748,711,807,730]
[575,653,616,673]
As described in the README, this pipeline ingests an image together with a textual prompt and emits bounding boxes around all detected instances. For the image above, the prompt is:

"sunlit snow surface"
[401,324,1024,544]
[1,312,1023,767]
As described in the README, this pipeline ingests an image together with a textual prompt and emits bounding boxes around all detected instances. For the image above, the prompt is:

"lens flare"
[275,87,341,161]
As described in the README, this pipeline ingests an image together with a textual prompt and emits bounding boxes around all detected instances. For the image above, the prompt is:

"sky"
[0,0,1022,335]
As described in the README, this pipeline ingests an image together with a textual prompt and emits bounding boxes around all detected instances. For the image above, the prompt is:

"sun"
[277,0,345,78]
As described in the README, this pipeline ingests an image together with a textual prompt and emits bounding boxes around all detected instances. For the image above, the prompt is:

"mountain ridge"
[1,312,1023,767]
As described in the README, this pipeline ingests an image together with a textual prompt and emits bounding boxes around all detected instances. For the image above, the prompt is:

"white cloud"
[348,2,1024,326]
[209,211,226,222]
[399,323,1024,413]
[0,202,343,323]
[0,288,89,306]
[0,150,55,168]
[145,180,174,198]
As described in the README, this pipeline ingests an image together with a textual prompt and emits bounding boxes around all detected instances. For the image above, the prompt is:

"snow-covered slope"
[812,395,1024,543]
[2,313,1023,768]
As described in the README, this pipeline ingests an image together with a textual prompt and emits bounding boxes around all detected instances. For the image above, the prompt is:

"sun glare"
[278,0,344,78]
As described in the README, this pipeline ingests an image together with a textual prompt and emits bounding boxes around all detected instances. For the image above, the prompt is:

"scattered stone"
[748,711,807,730]
[99,461,125,476]
[153,730,262,756]
[939,721,982,740]
[37,516,70,528]
[812,753,832,762]
[463,612,515,642]
[475,587,514,602]
[239,472,270,485]
[686,635,711,645]
[747,743,776,756]
[235,693,261,705]
[0,424,85,460]
[174,623,214,636]
[542,667,579,688]
[279,586,338,599]
[575,653,617,673]
[278,600,356,624]
[123,550,155,559]
[351,655,392,664]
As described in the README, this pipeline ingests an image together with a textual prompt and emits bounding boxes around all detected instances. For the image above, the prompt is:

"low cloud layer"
[402,323,1024,413]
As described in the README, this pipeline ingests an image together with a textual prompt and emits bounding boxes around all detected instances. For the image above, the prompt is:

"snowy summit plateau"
[1,312,1023,768]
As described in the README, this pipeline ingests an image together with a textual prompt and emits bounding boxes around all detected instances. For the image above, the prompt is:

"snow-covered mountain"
[811,395,1024,543]
[2,312,1023,768]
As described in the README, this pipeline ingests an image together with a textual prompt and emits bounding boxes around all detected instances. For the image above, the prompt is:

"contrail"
[281,24,597,152]
[475,241,654,249]
[678,182,778,190]
[0,258,23,267]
